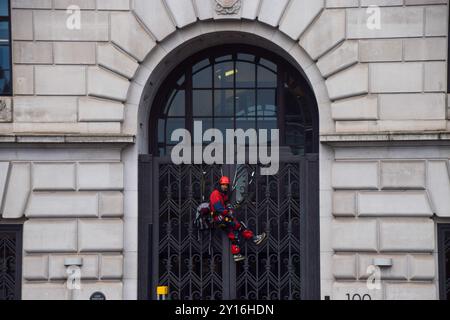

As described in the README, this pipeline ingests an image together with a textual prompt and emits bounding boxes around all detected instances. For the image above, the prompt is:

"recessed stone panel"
[77,162,124,191]
[379,219,434,252]
[32,163,76,191]
[332,161,378,189]
[25,192,98,218]
[78,219,124,252]
[385,283,437,300]
[380,161,426,189]
[24,219,78,253]
[332,219,378,252]
[359,192,432,217]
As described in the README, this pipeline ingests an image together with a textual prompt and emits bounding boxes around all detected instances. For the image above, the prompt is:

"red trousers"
[214,213,254,255]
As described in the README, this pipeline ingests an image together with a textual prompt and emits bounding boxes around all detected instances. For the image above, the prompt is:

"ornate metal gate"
[438,224,450,300]
[138,155,320,300]
[0,225,22,300]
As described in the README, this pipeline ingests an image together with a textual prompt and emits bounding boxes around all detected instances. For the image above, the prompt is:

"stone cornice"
[321,131,450,147]
[0,134,136,145]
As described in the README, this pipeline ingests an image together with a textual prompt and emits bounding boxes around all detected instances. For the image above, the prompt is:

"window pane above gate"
[214,89,234,116]
[193,90,212,116]
[257,65,277,88]
[153,46,318,156]
[166,90,185,116]
[166,118,185,144]
[193,59,212,88]
[214,60,234,88]
[236,89,256,117]
[257,89,277,117]
[236,61,255,88]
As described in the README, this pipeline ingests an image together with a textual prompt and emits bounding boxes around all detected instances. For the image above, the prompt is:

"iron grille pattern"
[235,163,301,300]
[0,227,20,300]
[438,224,450,300]
[156,161,302,300]
[445,230,450,299]
[158,163,224,300]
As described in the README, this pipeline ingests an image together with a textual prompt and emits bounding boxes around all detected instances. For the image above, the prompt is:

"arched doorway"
[138,44,320,300]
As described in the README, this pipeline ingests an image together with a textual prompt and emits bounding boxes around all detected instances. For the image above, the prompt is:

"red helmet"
[219,176,230,185]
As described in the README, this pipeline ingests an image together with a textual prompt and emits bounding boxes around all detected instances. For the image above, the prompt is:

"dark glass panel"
[287,145,304,156]
[193,58,210,72]
[0,69,10,95]
[193,90,212,116]
[214,89,234,116]
[285,119,305,146]
[0,21,8,41]
[257,117,277,132]
[257,89,276,117]
[0,1,8,16]
[259,58,277,72]
[166,118,186,144]
[237,53,255,62]
[166,90,185,116]
[236,89,256,117]
[257,65,277,88]
[235,61,255,88]
[215,55,232,63]
[214,61,234,88]
[193,59,212,88]
[0,45,10,70]
[158,119,165,143]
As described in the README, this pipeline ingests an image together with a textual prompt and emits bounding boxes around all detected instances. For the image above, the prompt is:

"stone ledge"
[0,134,135,145]
[321,131,450,146]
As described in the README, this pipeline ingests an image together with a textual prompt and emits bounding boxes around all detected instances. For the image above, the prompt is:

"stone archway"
[138,42,321,299]
[117,6,339,299]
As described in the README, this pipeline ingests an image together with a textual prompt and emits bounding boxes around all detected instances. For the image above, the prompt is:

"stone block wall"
[0,149,124,300]
[1,0,449,300]
[2,0,448,135]
[329,147,450,300]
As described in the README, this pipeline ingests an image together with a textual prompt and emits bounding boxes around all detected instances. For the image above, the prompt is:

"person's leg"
[215,214,242,256]
[232,218,254,240]
[224,218,246,260]
[227,230,241,255]
[234,218,267,245]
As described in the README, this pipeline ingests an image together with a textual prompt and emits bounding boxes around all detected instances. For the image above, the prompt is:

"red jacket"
[209,189,229,216]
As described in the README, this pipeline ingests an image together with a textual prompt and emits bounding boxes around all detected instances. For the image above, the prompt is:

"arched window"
[150,45,318,157]
[141,45,321,300]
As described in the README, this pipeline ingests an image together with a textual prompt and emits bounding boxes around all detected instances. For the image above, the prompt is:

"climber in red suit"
[210,176,267,262]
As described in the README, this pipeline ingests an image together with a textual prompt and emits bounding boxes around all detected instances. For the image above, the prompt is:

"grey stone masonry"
[2,0,449,301]
[3,0,448,136]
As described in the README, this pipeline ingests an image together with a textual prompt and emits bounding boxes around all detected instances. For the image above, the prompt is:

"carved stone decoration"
[215,0,241,15]
[0,97,12,122]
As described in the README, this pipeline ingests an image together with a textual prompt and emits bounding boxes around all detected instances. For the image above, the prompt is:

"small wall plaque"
[90,292,106,300]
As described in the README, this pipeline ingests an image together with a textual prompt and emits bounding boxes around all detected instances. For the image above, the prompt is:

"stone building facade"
[0,0,449,300]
